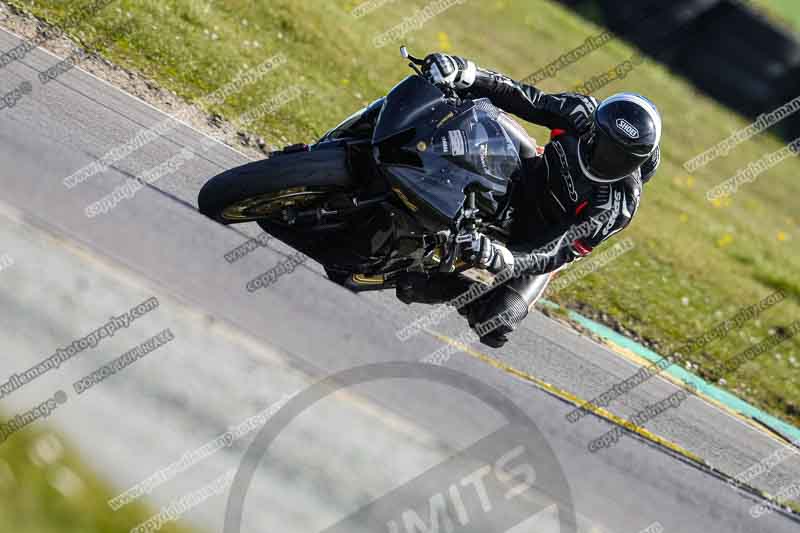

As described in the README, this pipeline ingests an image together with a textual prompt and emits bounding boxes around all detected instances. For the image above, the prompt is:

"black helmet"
[578,93,662,183]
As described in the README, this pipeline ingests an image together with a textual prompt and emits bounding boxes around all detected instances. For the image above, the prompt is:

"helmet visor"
[585,128,649,182]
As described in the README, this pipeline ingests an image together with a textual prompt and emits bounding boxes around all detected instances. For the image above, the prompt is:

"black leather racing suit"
[397,66,661,348]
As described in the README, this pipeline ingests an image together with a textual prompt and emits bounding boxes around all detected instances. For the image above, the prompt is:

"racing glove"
[423,53,477,90]
[462,233,515,274]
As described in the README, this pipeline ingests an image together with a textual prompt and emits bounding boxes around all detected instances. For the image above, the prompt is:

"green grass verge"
[0,419,193,533]
[753,0,800,33]
[7,0,800,427]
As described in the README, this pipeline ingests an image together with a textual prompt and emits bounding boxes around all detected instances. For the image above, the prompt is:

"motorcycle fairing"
[322,97,386,141]
[372,76,451,144]
[375,86,522,228]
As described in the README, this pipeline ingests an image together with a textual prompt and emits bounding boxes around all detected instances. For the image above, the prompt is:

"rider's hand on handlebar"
[462,232,514,274]
[423,53,477,90]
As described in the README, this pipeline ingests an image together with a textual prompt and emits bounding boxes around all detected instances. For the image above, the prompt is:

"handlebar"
[400,46,425,66]
[400,45,426,78]
[400,45,460,100]
[439,191,481,273]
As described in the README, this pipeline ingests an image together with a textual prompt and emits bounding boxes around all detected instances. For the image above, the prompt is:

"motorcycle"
[198,47,543,293]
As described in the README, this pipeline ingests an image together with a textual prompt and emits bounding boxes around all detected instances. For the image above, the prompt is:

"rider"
[396,52,662,348]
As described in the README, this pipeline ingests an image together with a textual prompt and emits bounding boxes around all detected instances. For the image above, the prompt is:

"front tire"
[197,145,355,224]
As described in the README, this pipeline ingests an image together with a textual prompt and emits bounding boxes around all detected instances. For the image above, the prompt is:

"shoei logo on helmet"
[615,118,639,139]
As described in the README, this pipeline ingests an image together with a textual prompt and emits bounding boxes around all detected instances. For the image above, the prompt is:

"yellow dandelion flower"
[717,234,734,248]
[438,32,451,52]
[711,196,731,208]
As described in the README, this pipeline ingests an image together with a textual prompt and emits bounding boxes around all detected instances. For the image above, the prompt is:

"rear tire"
[197,145,355,224]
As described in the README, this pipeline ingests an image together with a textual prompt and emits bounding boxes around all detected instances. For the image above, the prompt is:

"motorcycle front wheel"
[197,144,355,225]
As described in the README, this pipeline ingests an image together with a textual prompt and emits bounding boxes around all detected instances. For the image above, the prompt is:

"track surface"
[1,28,799,532]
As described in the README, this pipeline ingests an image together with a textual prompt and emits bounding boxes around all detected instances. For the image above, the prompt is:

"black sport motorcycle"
[198,48,541,292]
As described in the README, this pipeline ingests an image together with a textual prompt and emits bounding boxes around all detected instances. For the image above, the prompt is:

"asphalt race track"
[1,28,799,532]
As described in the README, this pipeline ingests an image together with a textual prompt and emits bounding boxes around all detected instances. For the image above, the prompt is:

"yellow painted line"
[426,330,706,464]
[598,336,796,447]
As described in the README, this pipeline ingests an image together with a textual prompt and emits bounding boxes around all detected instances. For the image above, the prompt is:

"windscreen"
[429,103,521,184]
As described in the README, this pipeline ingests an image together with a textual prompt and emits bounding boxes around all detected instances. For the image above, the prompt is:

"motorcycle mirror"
[400,46,409,59]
